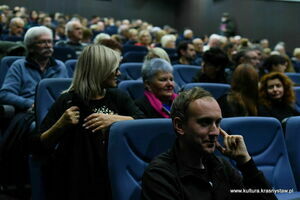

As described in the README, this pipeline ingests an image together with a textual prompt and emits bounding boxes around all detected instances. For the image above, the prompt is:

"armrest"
[0,104,16,119]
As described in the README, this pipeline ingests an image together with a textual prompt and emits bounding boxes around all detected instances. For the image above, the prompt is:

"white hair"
[93,33,111,44]
[161,34,176,48]
[183,29,193,37]
[65,20,81,35]
[24,26,53,48]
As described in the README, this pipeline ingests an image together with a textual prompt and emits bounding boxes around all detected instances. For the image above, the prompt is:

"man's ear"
[173,117,185,136]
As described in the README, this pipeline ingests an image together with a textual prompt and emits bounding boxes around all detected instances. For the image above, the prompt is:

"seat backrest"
[220,117,297,190]
[285,116,300,191]
[123,45,148,54]
[122,51,147,63]
[285,72,300,85]
[292,59,300,73]
[35,78,72,129]
[53,46,77,62]
[118,80,144,100]
[183,83,231,99]
[64,59,77,78]
[108,119,176,200]
[173,64,201,88]
[119,62,143,80]
[0,56,24,87]
[293,86,300,112]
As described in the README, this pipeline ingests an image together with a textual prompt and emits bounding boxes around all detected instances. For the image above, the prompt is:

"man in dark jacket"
[141,87,277,200]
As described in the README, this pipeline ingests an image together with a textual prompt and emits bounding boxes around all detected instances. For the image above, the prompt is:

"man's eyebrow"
[196,117,222,122]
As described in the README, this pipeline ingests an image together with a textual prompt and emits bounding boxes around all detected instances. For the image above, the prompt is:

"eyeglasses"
[35,40,53,45]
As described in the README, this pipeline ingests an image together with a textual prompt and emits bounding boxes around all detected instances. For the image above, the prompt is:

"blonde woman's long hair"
[68,44,120,101]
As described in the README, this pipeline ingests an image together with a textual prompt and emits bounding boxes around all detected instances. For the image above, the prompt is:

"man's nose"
[209,123,220,135]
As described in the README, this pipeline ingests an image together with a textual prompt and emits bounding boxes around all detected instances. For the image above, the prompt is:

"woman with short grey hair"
[135,58,178,118]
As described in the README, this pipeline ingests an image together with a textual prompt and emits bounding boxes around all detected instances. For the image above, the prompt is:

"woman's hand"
[83,113,134,132]
[40,106,80,147]
[83,113,115,132]
[58,106,80,127]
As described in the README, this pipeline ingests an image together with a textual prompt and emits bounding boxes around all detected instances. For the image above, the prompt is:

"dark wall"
[2,0,300,51]
[0,0,176,27]
[175,0,300,52]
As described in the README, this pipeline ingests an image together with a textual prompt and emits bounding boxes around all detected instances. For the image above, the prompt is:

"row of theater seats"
[0,60,300,199]
[43,44,177,63]
[1,56,300,118]
[28,79,300,200]
[27,78,300,200]
[107,117,300,200]
[64,59,201,88]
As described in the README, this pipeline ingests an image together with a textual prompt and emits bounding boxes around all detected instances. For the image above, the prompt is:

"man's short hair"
[24,26,53,48]
[177,41,192,57]
[65,20,81,35]
[170,87,212,122]
[10,17,24,27]
[202,47,229,69]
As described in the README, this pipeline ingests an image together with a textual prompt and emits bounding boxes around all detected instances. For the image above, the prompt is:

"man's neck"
[179,57,190,65]
[33,57,50,72]
[178,140,205,169]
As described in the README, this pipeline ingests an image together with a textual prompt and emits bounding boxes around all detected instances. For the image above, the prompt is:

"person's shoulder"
[54,40,67,46]
[107,88,130,98]
[10,58,26,67]
[145,151,176,174]
[135,95,147,105]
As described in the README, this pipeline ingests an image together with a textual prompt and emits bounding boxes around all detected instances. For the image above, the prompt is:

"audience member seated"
[135,30,152,49]
[173,41,196,65]
[124,28,138,45]
[233,49,261,71]
[81,27,93,45]
[30,45,144,200]
[258,72,299,122]
[54,23,67,41]
[141,87,277,200]
[93,32,111,44]
[1,17,25,41]
[153,29,166,47]
[203,34,223,51]
[262,54,288,75]
[135,58,177,118]
[144,47,170,63]
[218,64,259,117]
[55,20,85,56]
[292,48,300,72]
[99,38,122,54]
[192,37,204,65]
[0,26,68,195]
[176,29,194,45]
[161,34,176,49]
[193,47,230,83]
[0,25,68,112]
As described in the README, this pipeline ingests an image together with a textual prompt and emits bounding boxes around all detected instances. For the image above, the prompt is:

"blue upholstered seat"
[172,64,201,88]
[284,116,300,191]
[118,80,144,100]
[183,82,230,99]
[108,119,175,200]
[64,59,77,78]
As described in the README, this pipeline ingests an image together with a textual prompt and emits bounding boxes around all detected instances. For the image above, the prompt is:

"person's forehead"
[246,51,257,57]
[73,23,82,29]
[187,44,195,49]
[267,78,282,85]
[36,33,52,40]
[187,97,221,118]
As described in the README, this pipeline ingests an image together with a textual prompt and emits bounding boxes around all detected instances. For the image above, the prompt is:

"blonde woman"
[33,45,144,200]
